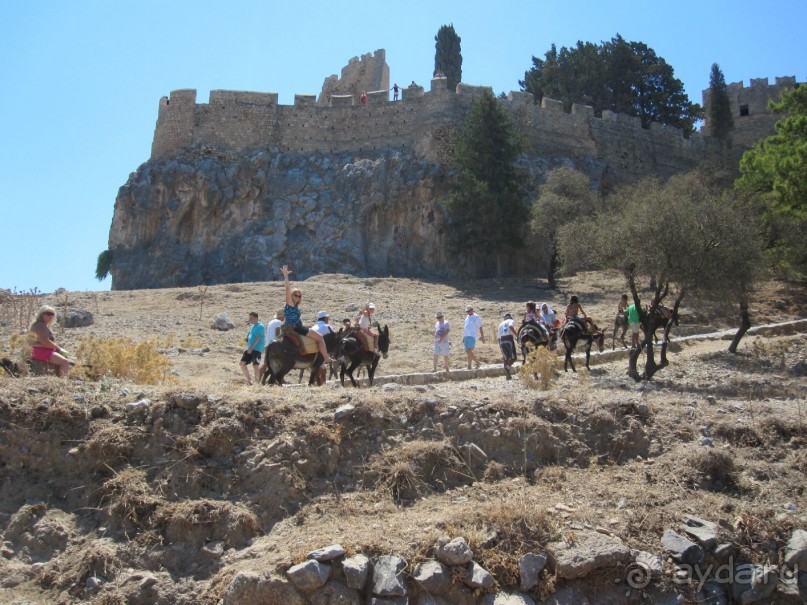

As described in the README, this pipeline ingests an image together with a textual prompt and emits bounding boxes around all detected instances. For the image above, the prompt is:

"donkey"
[338,324,390,387]
[561,320,604,372]
[261,331,339,386]
[517,321,552,364]
[612,311,628,350]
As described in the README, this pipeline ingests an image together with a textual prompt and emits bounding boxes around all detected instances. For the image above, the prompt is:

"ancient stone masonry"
[115,51,794,289]
[702,76,803,147]
[150,50,729,185]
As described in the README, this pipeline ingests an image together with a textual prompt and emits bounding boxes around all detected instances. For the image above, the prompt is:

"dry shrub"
[687,448,737,489]
[757,415,803,443]
[518,348,561,390]
[446,497,555,587]
[77,335,173,384]
[94,468,161,533]
[156,499,260,548]
[41,542,122,591]
[368,439,467,500]
[194,417,246,458]
[84,425,134,471]
[0,287,42,333]
[483,461,507,482]
[711,421,763,447]
[304,422,343,445]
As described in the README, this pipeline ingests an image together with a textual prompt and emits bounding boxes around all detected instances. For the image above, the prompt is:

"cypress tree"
[708,63,734,142]
[434,24,462,91]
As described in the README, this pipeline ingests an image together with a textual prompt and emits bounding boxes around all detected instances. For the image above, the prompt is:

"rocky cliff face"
[109,148,463,290]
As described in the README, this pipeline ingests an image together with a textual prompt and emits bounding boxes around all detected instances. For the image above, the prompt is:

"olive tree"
[558,171,764,380]
[529,167,599,288]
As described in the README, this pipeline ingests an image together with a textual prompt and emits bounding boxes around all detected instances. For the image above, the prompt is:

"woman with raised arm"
[280,265,333,364]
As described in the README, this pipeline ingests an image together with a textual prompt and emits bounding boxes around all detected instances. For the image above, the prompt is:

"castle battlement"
[151,65,711,181]
[701,74,803,146]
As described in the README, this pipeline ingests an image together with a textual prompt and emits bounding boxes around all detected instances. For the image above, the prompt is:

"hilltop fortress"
[108,50,801,289]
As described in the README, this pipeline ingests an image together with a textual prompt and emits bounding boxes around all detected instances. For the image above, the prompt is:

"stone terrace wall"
[151,77,720,181]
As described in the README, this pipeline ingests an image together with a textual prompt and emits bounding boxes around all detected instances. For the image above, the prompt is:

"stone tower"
[318,49,390,106]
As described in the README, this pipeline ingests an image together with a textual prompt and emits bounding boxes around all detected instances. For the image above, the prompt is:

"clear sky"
[2,0,804,294]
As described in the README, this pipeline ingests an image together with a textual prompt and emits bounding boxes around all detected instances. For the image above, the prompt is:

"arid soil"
[0,272,805,604]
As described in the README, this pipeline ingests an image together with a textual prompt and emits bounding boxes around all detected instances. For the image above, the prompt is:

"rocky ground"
[0,271,806,604]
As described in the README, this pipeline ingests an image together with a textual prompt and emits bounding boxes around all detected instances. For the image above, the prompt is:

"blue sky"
[2,0,804,293]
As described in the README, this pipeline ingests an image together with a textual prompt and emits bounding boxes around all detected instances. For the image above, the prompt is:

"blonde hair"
[29,305,56,331]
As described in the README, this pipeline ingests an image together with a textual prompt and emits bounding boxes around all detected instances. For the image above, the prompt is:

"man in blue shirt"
[240,311,266,385]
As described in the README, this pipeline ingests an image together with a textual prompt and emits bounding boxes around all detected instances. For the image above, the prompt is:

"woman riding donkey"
[280,265,333,364]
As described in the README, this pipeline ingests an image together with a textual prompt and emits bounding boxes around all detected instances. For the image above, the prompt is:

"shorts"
[499,338,516,363]
[463,336,476,350]
[292,324,310,336]
[241,350,262,365]
[434,340,450,356]
[31,346,55,362]
[629,322,641,335]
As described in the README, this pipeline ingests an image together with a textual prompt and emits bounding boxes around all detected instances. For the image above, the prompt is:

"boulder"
[435,537,473,566]
[518,553,547,591]
[413,560,450,594]
[343,553,371,590]
[784,529,807,568]
[287,560,331,591]
[371,554,407,597]
[661,529,704,565]
[546,532,631,579]
[59,308,94,328]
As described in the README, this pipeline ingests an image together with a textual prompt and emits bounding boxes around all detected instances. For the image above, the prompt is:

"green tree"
[558,171,764,380]
[95,249,112,281]
[736,85,807,275]
[446,91,529,276]
[434,24,462,92]
[520,34,701,133]
[707,63,734,142]
[529,167,598,288]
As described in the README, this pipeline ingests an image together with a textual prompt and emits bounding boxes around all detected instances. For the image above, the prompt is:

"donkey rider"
[280,265,333,364]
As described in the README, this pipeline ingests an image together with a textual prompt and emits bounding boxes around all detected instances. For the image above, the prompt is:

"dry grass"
[76,335,174,384]
[518,347,561,390]
[367,439,469,500]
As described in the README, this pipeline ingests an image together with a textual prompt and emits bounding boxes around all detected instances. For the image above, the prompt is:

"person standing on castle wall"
[361,91,367,106]
[393,83,399,101]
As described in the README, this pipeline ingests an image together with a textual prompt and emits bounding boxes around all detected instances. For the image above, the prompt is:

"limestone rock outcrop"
[109,148,458,290]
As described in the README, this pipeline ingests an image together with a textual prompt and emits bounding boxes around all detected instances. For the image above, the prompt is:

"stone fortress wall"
[701,76,801,148]
[150,48,799,180]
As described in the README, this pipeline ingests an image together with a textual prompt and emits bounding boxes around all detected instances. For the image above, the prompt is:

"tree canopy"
[529,167,598,288]
[434,24,462,92]
[736,84,807,276]
[520,35,701,133]
[446,91,529,276]
[558,171,764,379]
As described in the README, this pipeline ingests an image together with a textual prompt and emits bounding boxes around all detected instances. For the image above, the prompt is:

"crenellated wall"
[702,75,802,147]
[151,76,719,182]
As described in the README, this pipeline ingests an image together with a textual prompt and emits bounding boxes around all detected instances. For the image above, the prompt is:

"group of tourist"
[432,295,592,373]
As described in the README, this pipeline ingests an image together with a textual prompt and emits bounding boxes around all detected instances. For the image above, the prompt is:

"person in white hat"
[433,310,451,372]
[355,302,379,353]
[463,305,485,370]
[310,310,335,337]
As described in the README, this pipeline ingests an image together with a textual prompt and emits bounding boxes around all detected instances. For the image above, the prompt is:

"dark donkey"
[561,319,604,372]
[338,324,390,387]
[517,321,552,364]
[262,330,339,386]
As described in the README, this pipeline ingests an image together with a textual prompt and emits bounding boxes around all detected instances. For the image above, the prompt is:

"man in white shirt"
[463,305,485,370]
[497,313,518,379]
[310,311,336,383]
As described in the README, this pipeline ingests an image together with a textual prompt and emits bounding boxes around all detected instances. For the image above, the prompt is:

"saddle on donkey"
[282,328,319,355]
